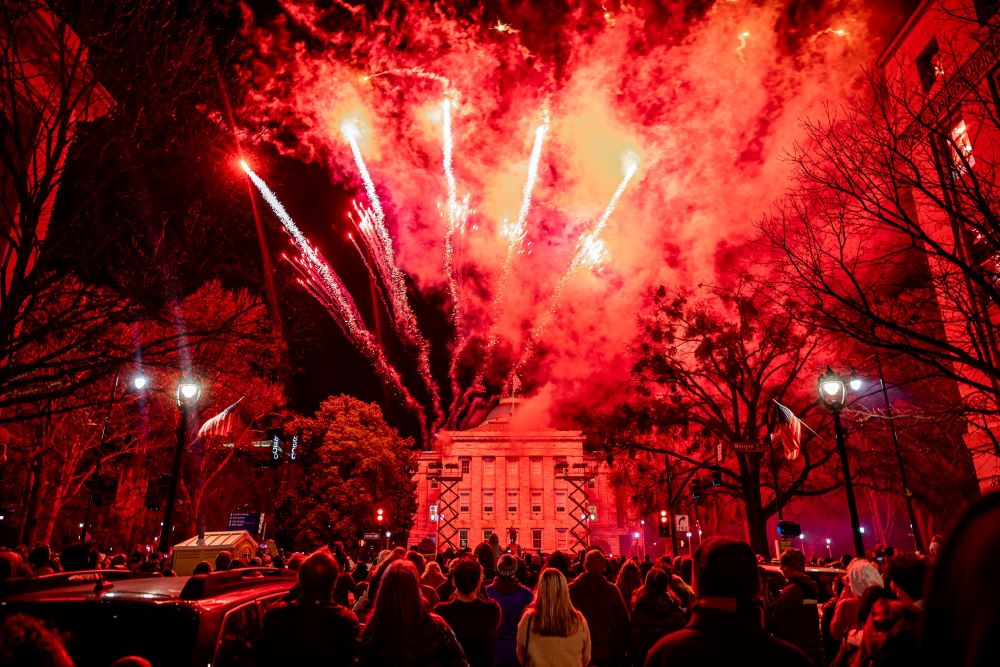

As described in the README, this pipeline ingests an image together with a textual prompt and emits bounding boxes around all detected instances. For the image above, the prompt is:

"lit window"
[951,119,975,175]
[483,490,494,513]
[484,457,495,476]
[555,490,567,513]
[460,490,470,513]
[532,529,543,550]
[460,458,471,475]
[507,490,518,513]
[531,489,543,513]
[530,457,542,476]
[459,529,469,548]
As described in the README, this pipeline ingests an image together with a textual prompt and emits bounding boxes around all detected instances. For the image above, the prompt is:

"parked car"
[0,567,297,666]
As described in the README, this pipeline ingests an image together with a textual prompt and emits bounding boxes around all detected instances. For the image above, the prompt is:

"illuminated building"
[878,0,1000,490]
[409,397,644,556]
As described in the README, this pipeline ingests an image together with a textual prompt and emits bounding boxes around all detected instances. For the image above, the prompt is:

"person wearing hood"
[644,538,811,667]
[831,559,884,643]
[486,555,533,667]
[767,549,823,666]
[630,567,684,666]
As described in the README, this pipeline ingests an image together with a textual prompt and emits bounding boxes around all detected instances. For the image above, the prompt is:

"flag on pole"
[772,400,803,461]
[198,398,244,439]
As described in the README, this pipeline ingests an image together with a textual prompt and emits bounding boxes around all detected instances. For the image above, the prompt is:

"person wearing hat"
[766,548,823,665]
[486,555,533,667]
[567,549,630,667]
[645,537,811,667]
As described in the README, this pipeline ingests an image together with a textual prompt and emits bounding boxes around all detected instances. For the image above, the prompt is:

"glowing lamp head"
[819,367,846,406]
[822,380,842,396]
[848,372,863,392]
[826,538,832,545]
[176,377,201,408]
[633,532,640,538]
[132,374,148,391]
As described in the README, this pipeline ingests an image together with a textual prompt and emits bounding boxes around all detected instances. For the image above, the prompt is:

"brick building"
[409,397,644,556]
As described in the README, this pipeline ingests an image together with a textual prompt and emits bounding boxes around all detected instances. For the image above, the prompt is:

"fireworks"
[241,162,428,435]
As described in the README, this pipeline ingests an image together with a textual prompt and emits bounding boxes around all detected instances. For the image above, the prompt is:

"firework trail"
[241,162,428,436]
[340,128,444,428]
[506,155,638,390]
[451,119,549,421]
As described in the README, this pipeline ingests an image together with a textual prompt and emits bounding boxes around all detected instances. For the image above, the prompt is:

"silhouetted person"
[767,548,823,665]
[436,558,501,667]
[630,567,684,665]
[214,550,232,571]
[883,553,927,609]
[644,537,812,667]
[923,492,1000,667]
[191,560,212,575]
[357,559,468,667]
[257,548,359,667]
[486,555,533,667]
[0,613,74,667]
[568,549,630,667]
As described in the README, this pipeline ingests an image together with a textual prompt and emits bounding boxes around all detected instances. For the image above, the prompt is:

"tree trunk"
[740,453,770,557]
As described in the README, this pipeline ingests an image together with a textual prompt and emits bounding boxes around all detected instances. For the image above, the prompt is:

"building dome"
[480,396,522,424]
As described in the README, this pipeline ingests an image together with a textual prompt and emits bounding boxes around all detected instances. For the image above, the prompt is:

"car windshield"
[1,601,199,666]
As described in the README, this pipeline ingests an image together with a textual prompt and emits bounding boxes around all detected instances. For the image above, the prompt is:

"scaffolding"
[557,461,598,553]
[429,461,464,551]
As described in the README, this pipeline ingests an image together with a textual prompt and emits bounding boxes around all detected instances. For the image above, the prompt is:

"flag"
[772,401,803,461]
[197,398,244,439]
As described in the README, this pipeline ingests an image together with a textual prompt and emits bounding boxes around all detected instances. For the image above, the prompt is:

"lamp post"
[819,367,865,558]
[159,376,201,553]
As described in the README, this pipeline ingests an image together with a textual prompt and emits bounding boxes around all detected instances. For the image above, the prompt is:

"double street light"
[159,375,202,553]
[818,367,866,558]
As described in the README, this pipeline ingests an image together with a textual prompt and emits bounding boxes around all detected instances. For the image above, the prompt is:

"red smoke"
[233,0,888,429]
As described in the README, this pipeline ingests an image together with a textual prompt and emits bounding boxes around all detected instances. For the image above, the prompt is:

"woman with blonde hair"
[516,568,591,667]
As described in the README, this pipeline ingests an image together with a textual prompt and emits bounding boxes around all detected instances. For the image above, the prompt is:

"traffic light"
[376,508,384,524]
[711,466,722,487]
[658,510,670,537]
[691,478,702,501]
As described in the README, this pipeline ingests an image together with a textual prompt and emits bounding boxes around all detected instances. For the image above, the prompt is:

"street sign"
[675,514,689,533]
[363,532,380,540]
[731,441,764,453]
[227,512,258,532]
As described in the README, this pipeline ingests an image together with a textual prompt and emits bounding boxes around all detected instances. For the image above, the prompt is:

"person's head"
[474,542,496,573]
[924,493,1000,667]
[616,560,641,588]
[110,658,153,667]
[779,548,807,579]
[27,546,51,572]
[422,561,446,588]
[692,537,759,607]
[192,561,212,575]
[452,557,483,596]
[496,554,518,579]
[298,548,340,602]
[860,597,918,661]
[249,557,262,567]
[544,550,571,577]
[846,558,883,597]
[488,532,500,546]
[214,551,232,571]
[0,613,73,667]
[405,550,426,577]
[641,566,670,599]
[364,560,428,651]
[678,556,693,584]
[59,544,94,572]
[584,549,607,575]
[530,568,581,637]
[228,558,247,570]
[884,552,927,605]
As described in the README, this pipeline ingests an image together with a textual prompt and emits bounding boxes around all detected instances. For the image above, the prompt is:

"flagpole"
[766,426,784,522]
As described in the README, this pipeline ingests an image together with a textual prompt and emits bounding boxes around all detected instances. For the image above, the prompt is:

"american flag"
[197,398,244,439]
[772,400,803,461]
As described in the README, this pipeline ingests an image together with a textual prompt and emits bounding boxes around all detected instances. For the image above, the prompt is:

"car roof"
[0,569,296,611]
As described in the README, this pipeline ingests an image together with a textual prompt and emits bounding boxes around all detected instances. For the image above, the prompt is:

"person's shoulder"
[766,635,814,666]
[643,628,701,664]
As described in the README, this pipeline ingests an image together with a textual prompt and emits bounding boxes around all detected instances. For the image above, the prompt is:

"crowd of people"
[1,491,998,666]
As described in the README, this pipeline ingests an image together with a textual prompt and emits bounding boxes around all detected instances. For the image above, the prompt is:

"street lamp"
[132,374,149,391]
[825,537,832,559]
[159,375,201,553]
[818,366,865,558]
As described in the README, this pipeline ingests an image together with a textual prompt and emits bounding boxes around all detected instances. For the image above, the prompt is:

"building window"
[916,38,942,92]
[555,490,567,513]
[483,490,495,513]
[950,118,975,175]
[507,489,518,513]
[532,529,543,550]
[554,456,568,475]
[484,529,494,542]
[430,478,438,489]
[459,529,469,548]
[530,457,542,476]
[506,457,519,479]
[483,457,495,476]
[460,490,470,513]
[531,489,543,513]
[460,457,471,475]
[556,528,568,550]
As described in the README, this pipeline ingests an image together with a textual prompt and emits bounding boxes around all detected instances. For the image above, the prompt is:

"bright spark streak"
[737,31,751,62]
[341,120,384,223]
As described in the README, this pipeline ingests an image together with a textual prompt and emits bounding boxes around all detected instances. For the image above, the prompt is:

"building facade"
[878,0,1000,490]
[409,398,644,556]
